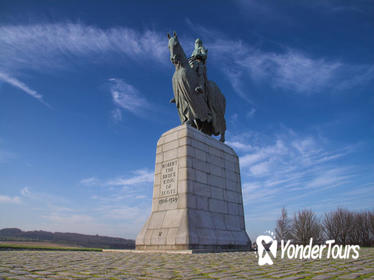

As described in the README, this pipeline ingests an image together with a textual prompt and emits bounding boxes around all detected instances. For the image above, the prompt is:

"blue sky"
[0,0,373,240]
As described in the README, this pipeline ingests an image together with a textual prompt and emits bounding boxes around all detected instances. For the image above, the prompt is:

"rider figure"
[190,38,208,96]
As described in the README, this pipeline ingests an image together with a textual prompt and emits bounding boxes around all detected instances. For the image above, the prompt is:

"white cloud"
[233,126,360,209]
[0,71,49,106]
[240,139,287,167]
[247,108,256,118]
[224,46,354,95]
[21,187,30,196]
[16,187,69,206]
[222,69,252,102]
[238,130,371,239]
[250,160,271,176]
[109,78,150,117]
[257,51,341,92]
[242,182,261,195]
[0,23,167,72]
[0,195,21,204]
[0,23,167,107]
[107,169,153,186]
[80,168,154,203]
[226,141,253,152]
[340,184,374,197]
[303,167,353,190]
[291,137,315,155]
[334,65,374,91]
[240,152,266,167]
[186,23,373,97]
[111,108,122,122]
[80,177,100,186]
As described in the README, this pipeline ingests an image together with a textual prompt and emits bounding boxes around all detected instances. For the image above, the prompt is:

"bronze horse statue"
[168,32,226,142]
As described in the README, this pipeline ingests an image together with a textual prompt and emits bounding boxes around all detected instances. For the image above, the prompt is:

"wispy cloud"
[107,169,153,187]
[186,22,374,97]
[240,139,287,168]
[311,1,367,15]
[81,168,154,237]
[225,141,253,152]
[0,194,21,204]
[108,78,150,118]
[111,108,122,122]
[303,167,354,190]
[248,51,341,92]
[0,71,49,106]
[80,177,100,186]
[0,23,167,72]
[334,65,374,91]
[234,126,373,239]
[222,69,252,103]
[80,171,154,189]
[221,43,372,95]
[20,187,30,197]
[247,108,256,118]
[16,186,69,206]
[230,127,361,208]
[0,23,167,106]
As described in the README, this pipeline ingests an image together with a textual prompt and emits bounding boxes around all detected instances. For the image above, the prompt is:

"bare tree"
[323,210,339,242]
[361,211,371,247]
[349,212,361,245]
[350,211,371,247]
[369,210,374,244]
[323,208,353,245]
[275,207,292,242]
[292,209,322,245]
[287,208,373,247]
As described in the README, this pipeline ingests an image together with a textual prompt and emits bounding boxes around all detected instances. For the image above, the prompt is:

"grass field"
[0,241,102,251]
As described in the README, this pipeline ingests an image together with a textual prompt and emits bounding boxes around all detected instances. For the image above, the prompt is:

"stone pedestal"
[136,125,251,252]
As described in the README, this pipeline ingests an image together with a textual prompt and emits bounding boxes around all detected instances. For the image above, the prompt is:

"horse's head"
[167,32,184,65]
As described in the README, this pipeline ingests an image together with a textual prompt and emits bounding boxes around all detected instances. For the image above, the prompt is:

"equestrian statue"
[168,32,226,142]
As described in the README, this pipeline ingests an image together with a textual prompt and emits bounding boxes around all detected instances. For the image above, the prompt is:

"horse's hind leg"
[219,131,225,143]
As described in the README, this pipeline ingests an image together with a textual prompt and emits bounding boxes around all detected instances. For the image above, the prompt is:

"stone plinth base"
[136,125,251,252]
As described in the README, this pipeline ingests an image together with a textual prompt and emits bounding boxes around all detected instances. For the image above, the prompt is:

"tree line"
[0,228,135,249]
[275,208,374,247]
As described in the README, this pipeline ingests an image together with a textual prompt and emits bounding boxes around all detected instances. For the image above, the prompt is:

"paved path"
[1,249,374,279]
